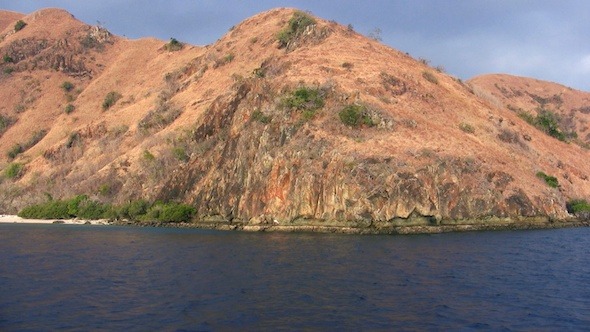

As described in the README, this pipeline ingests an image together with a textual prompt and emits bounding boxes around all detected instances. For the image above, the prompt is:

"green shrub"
[277,11,316,48]
[14,20,26,32]
[459,122,475,134]
[339,104,373,127]
[535,110,565,141]
[566,199,590,214]
[157,203,195,222]
[64,104,75,114]
[283,86,324,111]
[18,200,70,219]
[4,162,24,179]
[7,144,23,159]
[536,171,559,188]
[3,54,14,63]
[61,81,74,92]
[164,38,183,51]
[102,91,122,110]
[3,67,14,75]
[76,199,109,219]
[519,109,568,142]
[422,71,438,84]
[143,149,155,161]
[18,195,109,219]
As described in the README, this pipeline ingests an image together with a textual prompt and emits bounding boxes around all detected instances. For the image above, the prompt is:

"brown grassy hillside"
[1,8,589,227]
[469,73,590,146]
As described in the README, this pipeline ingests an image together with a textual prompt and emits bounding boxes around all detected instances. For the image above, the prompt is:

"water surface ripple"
[1,224,589,330]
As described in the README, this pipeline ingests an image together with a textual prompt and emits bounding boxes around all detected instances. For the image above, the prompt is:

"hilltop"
[0,8,589,232]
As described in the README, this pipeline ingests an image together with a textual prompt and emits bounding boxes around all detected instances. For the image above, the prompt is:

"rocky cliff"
[1,8,589,230]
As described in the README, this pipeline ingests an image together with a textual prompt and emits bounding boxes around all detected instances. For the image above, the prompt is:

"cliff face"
[1,8,589,227]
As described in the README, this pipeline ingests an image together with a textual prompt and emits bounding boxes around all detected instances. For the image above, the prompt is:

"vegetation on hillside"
[18,195,195,222]
[164,38,183,51]
[277,11,316,48]
[14,20,26,32]
[536,171,559,188]
[102,91,122,110]
[339,104,374,127]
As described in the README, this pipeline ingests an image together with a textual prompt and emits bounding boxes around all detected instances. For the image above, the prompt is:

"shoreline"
[2,215,588,234]
[0,215,111,226]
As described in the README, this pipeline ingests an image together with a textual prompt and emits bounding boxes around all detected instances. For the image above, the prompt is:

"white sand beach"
[0,215,110,225]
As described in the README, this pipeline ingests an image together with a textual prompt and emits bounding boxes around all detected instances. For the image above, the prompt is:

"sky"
[1,0,589,91]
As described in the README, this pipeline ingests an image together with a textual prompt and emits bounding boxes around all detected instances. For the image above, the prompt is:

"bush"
[7,144,23,159]
[277,11,316,48]
[164,38,183,51]
[18,200,70,219]
[61,81,74,92]
[3,54,14,63]
[64,104,75,114]
[14,20,26,32]
[283,86,324,111]
[536,171,559,188]
[4,162,24,179]
[519,109,568,142]
[566,199,590,214]
[459,122,475,134]
[535,110,565,141]
[339,104,373,127]
[156,203,195,222]
[102,91,122,110]
[18,197,195,222]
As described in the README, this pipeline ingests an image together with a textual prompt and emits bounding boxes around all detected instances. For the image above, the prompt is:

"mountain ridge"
[0,8,589,230]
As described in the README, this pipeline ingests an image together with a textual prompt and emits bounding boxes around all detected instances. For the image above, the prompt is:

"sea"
[1,223,589,331]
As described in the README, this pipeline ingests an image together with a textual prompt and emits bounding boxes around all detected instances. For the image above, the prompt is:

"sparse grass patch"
[172,146,188,162]
[422,71,438,84]
[251,109,271,124]
[6,129,47,159]
[4,162,24,179]
[0,114,15,136]
[138,104,182,132]
[339,104,374,127]
[536,171,559,188]
[142,149,156,161]
[459,122,475,134]
[341,62,353,70]
[102,91,122,110]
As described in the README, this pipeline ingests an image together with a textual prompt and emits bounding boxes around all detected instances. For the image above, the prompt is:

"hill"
[1,8,589,232]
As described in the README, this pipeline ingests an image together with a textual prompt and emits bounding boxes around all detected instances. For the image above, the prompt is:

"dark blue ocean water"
[1,224,589,331]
